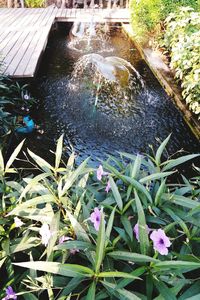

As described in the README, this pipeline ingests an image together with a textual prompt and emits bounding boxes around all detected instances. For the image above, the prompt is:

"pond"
[29,23,199,165]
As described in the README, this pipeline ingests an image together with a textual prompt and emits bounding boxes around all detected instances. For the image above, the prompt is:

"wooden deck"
[0,7,130,78]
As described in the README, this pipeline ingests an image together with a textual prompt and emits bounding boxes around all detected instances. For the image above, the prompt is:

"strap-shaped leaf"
[27,149,54,173]
[55,134,63,170]
[162,154,200,171]
[135,189,150,255]
[13,261,94,277]
[108,251,158,263]
[155,134,171,166]
[5,139,25,173]
[85,282,96,300]
[95,210,106,274]
[102,281,141,300]
[109,176,123,211]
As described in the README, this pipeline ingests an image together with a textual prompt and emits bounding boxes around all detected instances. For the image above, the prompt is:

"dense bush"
[130,0,200,39]
[0,74,36,147]
[0,135,200,299]
[162,7,200,118]
[25,0,45,7]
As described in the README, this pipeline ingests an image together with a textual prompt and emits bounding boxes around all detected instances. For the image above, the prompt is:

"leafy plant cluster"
[0,75,36,147]
[0,135,200,299]
[162,7,200,118]
[25,0,45,8]
[130,0,199,39]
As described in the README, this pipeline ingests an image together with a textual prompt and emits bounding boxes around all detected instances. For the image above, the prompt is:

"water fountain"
[68,20,112,53]
[31,24,199,164]
[69,53,144,115]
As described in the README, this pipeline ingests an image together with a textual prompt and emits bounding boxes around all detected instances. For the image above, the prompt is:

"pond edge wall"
[122,24,200,141]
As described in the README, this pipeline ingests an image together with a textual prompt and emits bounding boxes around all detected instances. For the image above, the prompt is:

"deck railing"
[6,0,129,9]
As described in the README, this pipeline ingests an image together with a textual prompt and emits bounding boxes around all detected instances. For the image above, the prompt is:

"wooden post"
[14,0,19,7]
[20,0,24,7]
[84,0,87,8]
[107,0,111,9]
[120,0,123,8]
[125,0,129,8]
[61,0,65,8]
[90,0,94,8]
[7,0,13,7]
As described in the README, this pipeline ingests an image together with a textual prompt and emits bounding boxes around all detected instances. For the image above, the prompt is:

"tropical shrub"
[162,7,200,118]
[0,74,36,147]
[130,0,200,39]
[0,135,200,299]
[25,0,45,7]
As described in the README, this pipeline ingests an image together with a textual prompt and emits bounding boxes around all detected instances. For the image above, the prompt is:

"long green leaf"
[102,281,141,300]
[121,215,133,241]
[162,194,200,209]
[153,279,176,300]
[19,173,50,200]
[98,271,140,279]
[54,241,95,251]
[5,140,25,173]
[85,282,96,300]
[153,261,200,272]
[135,190,150,255]
[109,176,123,211]
[131,154,142,179]
[61,158,89,196]
[8,195,57,216]
[55,134,63,170]
[58,277,84,298]
[155,134,171,166]
[47,211,60,260]
[117,266,146,289]
[162,154,200,171]
[105,207,116,244]
[66,211,95,265]
[95,210,106,274]
[0,149,4,173]
[155,179,166,206]
[27,149,54,173]
[121,175,152,203]
[108,251,158,263]
[13,261,94,277]
[139,171,175,184]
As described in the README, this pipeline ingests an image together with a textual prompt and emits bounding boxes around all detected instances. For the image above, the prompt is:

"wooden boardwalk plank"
[6,9,47,76]
[2,9,43,75]
[0,7,129,78]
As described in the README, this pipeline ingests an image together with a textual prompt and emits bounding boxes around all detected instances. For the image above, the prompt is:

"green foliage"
[0,135,200,299]
[130,0,200,39]
[162,7,200,118]
[25,0,45,8]
[0,74,36,147]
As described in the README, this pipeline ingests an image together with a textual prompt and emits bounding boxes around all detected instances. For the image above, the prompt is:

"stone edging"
[122,24,200,141]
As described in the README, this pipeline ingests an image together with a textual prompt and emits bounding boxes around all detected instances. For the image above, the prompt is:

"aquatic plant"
[0,135,200,299]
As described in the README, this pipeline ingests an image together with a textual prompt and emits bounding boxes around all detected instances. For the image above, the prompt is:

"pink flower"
[70,248,80,255]
[2,286,17,300]
[134,223,150,242]
[105,180,111,193]
[97,165,108,181]
[150,229,171,255]
[39,223,51,246]
[90,207,101,231]
[14,217,24,228]
[59,236,72,244]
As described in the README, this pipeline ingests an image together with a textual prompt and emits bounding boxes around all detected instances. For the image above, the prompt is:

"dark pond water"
[29,23,199,166]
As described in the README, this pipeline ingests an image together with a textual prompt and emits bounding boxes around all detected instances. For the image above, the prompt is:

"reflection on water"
[30,24,199,166]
